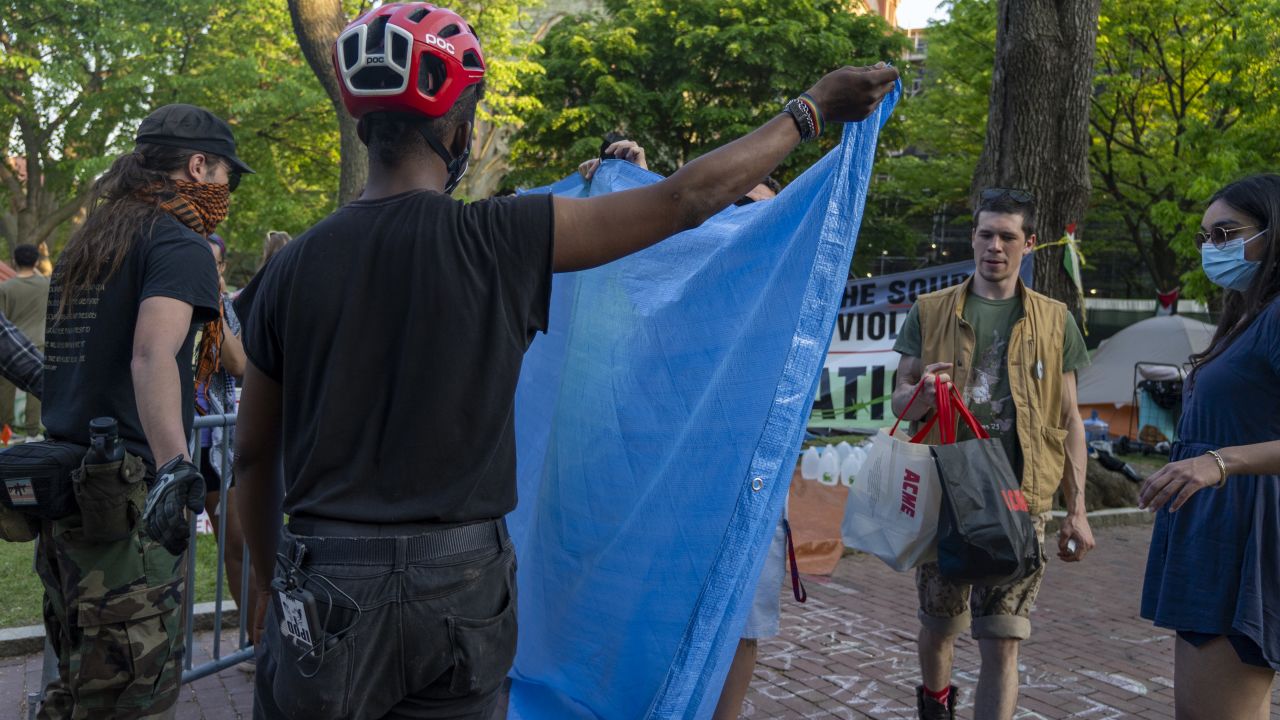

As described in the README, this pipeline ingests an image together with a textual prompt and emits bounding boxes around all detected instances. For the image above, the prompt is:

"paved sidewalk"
[745,522,1279,718]
[4,523,1275,718]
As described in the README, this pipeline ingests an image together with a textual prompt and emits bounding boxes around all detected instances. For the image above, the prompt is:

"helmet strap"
[418,126,469,195]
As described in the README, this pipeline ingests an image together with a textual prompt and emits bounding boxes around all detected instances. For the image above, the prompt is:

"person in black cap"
[29,103,250,719]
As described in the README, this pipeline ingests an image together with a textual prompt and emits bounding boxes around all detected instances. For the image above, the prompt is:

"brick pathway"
[3,522,1276,718]
[744,522,1279,718]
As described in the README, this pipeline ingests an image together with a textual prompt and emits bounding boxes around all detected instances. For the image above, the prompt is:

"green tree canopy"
[1,0,338,284]
[504,0,906,189]
[869,0,1280,302]
[1090,0,1280,299]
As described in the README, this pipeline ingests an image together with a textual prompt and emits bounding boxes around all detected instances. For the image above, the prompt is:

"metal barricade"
[182,412,255,682]
[29,413,252,720]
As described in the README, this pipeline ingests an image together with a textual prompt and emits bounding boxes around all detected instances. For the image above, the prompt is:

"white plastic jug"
[851,445,868,467]
[834,448,865,486]
[840,453,861,487]
[818,449,840,486]
[800,447,821,480]
[835,440,854,465]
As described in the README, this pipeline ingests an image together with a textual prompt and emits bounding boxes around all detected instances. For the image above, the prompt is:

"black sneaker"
[916,685,956,720]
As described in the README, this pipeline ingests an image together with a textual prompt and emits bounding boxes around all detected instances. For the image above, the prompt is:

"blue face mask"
[1202,230,1266,292]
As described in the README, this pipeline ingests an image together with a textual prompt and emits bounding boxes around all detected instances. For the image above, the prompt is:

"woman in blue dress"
[1141,174,1280,719]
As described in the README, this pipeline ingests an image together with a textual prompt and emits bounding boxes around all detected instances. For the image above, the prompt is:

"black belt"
[283,518,509,565]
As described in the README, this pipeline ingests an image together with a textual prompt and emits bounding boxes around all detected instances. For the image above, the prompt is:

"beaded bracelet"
[784,93,824,142]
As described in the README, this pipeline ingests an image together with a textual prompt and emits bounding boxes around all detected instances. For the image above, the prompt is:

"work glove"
[143,455,206,555]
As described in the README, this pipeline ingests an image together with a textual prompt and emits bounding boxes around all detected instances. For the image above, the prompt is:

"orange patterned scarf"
[156,180,230,237]
[194,300,225,399]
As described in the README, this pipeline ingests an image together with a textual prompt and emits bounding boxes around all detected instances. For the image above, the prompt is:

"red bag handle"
[932,378,956,444]
[945,382,989,440]
[890,380,927,437]
[891,377,954,444]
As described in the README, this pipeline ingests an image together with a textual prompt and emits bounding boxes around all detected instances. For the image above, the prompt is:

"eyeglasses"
[227,171,242,193]
[1195,225,1265,251]
[981,187,1035,204]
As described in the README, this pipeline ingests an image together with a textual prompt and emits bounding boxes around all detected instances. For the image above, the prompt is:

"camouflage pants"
[34,513,186,720]
[915,513,1051,640]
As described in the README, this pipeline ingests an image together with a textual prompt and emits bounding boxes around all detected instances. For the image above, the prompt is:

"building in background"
[854,0,900,27]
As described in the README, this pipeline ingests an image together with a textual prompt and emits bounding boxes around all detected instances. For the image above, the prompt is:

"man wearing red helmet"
[234,3,898,717]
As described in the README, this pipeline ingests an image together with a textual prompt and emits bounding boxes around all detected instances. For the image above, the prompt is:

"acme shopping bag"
[841,380,951,571]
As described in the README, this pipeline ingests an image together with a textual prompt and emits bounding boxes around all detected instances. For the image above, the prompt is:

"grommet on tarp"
[751,477,765,492]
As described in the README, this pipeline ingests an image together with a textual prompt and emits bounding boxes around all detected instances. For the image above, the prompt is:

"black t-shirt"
[43,212,220,463]
[235,190,555,524]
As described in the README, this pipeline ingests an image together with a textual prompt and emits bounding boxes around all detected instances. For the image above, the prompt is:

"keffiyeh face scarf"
[157,180,231,237]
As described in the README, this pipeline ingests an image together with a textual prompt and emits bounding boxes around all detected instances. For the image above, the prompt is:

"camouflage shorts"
[34,511,186,720]
[915,513,1050,640]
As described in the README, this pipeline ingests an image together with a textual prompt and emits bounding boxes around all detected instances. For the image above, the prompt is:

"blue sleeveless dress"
[1141,299,1280,670]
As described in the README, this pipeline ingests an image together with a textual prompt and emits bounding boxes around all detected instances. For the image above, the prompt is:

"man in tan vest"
[891,189,1094,720]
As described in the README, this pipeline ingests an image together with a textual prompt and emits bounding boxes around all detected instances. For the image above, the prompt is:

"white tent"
[1077,315,1216,406]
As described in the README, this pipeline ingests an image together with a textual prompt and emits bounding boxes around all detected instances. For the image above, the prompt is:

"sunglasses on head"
[981,187,1034,204]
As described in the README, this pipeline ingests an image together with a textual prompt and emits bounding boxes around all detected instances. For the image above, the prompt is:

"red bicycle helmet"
[333,3,486,120]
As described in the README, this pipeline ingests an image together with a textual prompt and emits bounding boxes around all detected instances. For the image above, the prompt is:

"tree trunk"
[288,0,366,205]
[971,0,1101,320]
[455,115,510,200]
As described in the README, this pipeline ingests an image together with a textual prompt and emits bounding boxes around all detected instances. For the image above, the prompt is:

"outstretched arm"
[552,65,899,272]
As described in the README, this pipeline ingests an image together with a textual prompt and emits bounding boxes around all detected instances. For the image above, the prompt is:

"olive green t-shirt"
[894,290,1089,481]
[0,274,50,347]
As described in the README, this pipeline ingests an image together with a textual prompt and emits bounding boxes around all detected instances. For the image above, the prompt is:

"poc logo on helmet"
[367,55,386,65]
[423,33,456,55]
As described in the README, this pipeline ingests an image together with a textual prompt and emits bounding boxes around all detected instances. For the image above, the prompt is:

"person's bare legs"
[975,638,1019,719]
[1174,636,1274,720]
[917,626,956,694]
[712,638,758,720]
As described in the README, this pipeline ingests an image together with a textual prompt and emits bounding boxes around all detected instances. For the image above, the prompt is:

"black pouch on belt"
[0,440,86,524]
[73,451,147,543]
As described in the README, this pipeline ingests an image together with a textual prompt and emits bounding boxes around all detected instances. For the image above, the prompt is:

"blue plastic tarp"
[507,87,900,720]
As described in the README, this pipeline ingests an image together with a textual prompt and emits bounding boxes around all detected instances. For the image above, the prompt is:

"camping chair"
[1130,362,1184,443]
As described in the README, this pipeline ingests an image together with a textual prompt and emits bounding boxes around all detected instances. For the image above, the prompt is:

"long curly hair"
[54,143,224,320]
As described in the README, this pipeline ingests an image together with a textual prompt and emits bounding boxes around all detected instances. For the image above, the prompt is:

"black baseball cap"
[134,104,254,175]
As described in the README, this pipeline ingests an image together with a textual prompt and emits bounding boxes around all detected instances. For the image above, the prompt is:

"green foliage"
[465,0,547,129]
[1090,0,1280,300]
[149,1,341,283]
[879,0,994,209]
[2,1,547,283]
[854,0,995,276]
[872,0,1280,300]
[505,0,906,189]
[0,0,336,283]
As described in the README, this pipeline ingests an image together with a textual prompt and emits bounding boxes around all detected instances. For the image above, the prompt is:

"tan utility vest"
[913,277,1068,514]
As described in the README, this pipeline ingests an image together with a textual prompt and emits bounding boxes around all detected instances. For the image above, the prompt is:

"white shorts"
[743,522,788,639]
